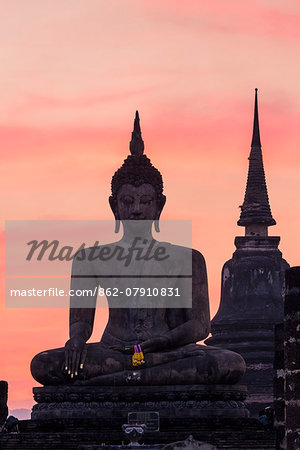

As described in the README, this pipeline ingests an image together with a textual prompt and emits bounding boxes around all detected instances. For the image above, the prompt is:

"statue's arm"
[64,250,98,377]
[70,309,96,342]
[142,249,211,353]
[69,250,98,341]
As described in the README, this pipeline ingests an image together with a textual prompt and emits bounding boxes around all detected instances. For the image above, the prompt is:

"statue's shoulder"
[192,248,206,266]
[157,242,206,275]
[157,241,190,258]
[158,242,205,262]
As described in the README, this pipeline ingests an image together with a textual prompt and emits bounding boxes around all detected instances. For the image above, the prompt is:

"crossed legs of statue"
[31,342,245,386]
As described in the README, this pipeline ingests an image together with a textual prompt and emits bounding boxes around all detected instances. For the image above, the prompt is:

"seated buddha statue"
[31,112,246,386]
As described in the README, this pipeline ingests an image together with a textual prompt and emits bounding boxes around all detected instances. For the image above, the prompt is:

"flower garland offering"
[132,344,145,366]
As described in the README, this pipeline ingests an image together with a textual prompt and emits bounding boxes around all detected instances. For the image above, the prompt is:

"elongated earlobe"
[115,220,120,233]
[154,195,166,233]
[109,196,120,233]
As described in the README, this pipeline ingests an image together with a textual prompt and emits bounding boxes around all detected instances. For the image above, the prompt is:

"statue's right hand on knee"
[64,336,87,379]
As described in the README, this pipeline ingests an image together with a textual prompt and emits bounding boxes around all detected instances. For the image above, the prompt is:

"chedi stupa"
[206,89,289,415]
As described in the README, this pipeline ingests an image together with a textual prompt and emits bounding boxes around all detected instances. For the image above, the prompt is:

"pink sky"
[1,0,300,411]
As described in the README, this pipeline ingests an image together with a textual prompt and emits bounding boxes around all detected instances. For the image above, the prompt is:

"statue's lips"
[127,217,147,220]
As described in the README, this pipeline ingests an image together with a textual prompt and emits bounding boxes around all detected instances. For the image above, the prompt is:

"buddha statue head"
[109,111,166,232]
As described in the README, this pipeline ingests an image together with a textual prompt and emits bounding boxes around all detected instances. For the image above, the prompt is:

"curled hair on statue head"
[111,154,164,200]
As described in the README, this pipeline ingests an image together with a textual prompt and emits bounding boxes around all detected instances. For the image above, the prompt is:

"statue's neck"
[120,232,155,246]
[120,221,154,245]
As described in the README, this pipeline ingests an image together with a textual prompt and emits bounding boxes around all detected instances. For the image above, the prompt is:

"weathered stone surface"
[79,436,217,450]
[274,267,300,449]
[0,380,8,425]
[0,417,276,449]
[162,435,216,449]
[205,237,288,415]
[31,385,250,421]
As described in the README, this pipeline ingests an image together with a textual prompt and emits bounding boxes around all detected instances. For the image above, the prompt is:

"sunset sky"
[1,0,300,411]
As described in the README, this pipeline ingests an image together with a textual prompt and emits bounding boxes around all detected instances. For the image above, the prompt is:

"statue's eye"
[140,196,152,205]
[122,196,134,205]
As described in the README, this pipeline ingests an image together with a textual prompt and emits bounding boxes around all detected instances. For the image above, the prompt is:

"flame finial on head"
[111,111,164,199]
[129,111,144,156]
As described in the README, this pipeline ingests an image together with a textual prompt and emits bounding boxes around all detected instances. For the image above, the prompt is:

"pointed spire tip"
[251,87,261,147]
[238,90,276,228]
[130,110,144,156]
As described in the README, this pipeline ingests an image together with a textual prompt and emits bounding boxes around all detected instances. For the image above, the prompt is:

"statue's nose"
[132,201,142,216]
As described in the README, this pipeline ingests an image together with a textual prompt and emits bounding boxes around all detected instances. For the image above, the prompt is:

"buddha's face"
[116,183,159,221]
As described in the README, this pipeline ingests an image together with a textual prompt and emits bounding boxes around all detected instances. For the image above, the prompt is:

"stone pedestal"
[78,435,216,449]
[32,384,249,422]
[1,385,275,450]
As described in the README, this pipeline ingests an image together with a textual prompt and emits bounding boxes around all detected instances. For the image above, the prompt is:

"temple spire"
[238,89,276,234]
[129,110,144,156]
[251,88,261,147]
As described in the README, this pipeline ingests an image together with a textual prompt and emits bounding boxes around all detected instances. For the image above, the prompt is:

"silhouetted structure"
[206,90,289,415]
[30,111,246,424]
[0,381,8,426]
[0,107,279,449]
[274,267,300,449]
